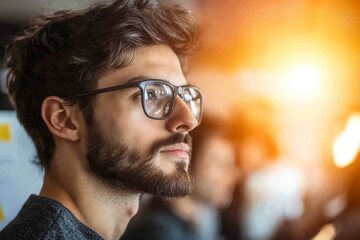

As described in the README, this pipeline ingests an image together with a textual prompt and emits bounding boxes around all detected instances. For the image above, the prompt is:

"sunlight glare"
[333,114,360,168]
[285,64,322,100]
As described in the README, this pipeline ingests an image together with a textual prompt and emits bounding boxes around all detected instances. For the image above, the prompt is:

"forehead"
[99,45,187,87]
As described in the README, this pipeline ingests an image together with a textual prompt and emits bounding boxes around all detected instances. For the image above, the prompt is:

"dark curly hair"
[4,0,197,168]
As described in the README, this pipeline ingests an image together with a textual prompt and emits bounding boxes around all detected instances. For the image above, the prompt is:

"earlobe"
[41,96,80,141]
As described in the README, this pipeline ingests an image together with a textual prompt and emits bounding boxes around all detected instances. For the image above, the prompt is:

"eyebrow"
[123,75,150,84]
[123,76,190,87]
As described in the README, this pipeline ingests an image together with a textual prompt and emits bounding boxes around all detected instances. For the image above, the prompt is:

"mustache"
[150,133,192,156]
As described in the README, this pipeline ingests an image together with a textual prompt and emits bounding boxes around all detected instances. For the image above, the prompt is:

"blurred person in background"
[221,105,281,240]
[0,0,203,239]
[330,151,360,240]
[121,116,239,240]
[307,113,360,240]
[272,152,360,240]
[271,113,360,240]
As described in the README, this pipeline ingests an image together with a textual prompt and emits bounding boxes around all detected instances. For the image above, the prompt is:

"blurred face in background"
[191,135,239,208]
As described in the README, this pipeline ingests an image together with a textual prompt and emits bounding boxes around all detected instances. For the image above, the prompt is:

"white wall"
[0,111,43,230]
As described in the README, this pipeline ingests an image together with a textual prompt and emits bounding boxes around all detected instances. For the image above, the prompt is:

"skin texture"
[40,45,198,240]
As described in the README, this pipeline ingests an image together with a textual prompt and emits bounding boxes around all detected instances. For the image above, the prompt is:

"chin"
[176,159,189,172]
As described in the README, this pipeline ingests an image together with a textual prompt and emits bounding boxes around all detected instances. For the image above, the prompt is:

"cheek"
[96,96,173,162]
[110,108,166,154]
[103,101,142,137]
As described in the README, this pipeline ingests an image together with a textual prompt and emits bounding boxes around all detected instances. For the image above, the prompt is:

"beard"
[86,121,193,197]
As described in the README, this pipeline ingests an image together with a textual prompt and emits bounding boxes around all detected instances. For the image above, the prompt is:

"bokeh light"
[285,63,322,100]
[333,114,360,168]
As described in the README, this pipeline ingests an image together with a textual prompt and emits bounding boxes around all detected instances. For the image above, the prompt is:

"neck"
[40,154,140,240]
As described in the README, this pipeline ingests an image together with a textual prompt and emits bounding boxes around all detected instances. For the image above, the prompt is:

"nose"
[165,95,198,133]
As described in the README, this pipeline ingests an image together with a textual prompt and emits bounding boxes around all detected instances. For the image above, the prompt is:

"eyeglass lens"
[144,82,173,118]
[181,87,202,121]
[143,82,201,121]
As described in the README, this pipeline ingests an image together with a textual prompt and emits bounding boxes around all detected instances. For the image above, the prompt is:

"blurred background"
[1,0,360,239]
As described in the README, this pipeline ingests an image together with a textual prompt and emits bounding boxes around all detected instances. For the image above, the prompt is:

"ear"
[41,96,81,141]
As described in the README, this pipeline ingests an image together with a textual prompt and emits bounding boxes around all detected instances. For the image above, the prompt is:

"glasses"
[63,79,203,123]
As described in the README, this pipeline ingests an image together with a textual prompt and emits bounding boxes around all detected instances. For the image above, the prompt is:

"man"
[121,117,239,240]
[0,0,202,239]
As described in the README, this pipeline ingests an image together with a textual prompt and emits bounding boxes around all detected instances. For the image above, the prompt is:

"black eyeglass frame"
[63,79,203,122]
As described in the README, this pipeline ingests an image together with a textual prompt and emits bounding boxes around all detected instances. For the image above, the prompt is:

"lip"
[160,143,190,152]
[159,143,190,158]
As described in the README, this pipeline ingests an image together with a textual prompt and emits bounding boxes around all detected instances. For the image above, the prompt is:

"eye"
[145,89,157,101]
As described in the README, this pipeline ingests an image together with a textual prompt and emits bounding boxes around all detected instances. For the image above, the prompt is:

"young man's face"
[85,45,198,197]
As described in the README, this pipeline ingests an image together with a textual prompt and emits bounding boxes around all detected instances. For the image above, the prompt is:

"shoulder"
[0,195,62,239]
[0,195,102,240]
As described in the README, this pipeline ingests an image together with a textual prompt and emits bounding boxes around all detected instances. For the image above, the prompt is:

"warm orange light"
[333,114,360,168]
[270,39,333,103]
[285,64,322,100]
[310,223,336,240]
